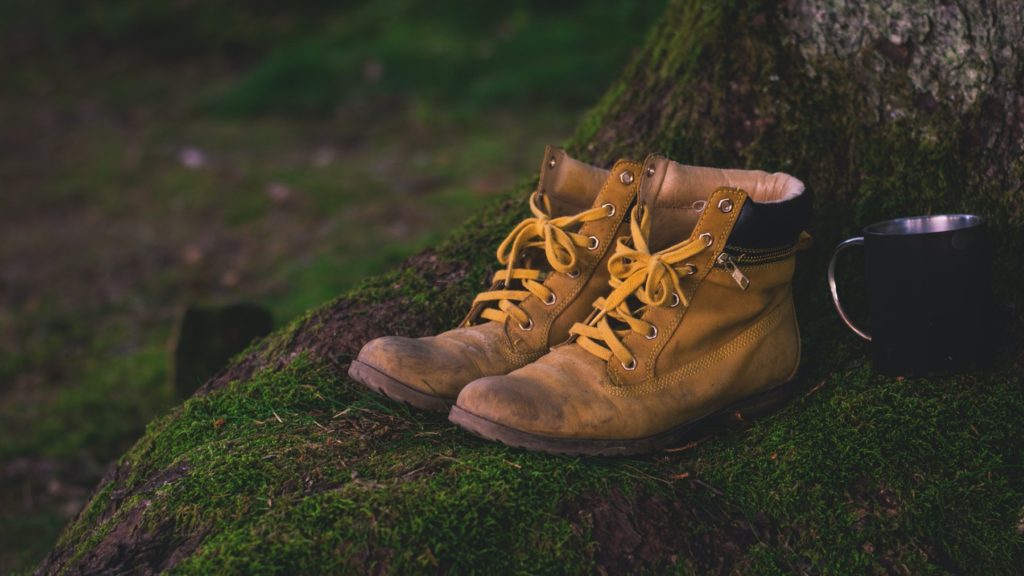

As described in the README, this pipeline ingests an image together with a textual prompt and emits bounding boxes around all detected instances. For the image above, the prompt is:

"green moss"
[51,308,1024,573]
[63,357,612,573]
[170,453,600,574]
[694,360,1024,573]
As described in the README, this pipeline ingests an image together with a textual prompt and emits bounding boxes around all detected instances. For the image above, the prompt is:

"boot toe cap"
[355,336,461,398]
[456,374,573,438]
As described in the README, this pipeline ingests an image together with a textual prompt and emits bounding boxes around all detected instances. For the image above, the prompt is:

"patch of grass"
[0,507,68,576]
[0,0,329,62]
[0,328,173,462]
[207,0,662,117]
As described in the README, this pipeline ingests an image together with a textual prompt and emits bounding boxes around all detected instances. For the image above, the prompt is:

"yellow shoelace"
[570,206,709,369]
[473,191,611,328]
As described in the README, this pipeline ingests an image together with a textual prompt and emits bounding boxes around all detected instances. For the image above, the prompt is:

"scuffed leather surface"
[457,172,806,440]
[355,150,639,399]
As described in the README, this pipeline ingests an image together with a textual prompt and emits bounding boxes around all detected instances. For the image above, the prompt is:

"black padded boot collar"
[727,187,813,249]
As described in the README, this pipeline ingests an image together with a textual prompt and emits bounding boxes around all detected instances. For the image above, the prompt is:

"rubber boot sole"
[449,375,801,456]
[348,360,453,413]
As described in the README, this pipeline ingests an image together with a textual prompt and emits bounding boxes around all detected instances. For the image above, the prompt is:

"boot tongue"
[537,146,609,217]
[638,159,721,251]
[639,157,803,252]
[474,147,609,326]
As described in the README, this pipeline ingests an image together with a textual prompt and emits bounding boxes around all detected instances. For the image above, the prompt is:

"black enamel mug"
[828,214,991,377]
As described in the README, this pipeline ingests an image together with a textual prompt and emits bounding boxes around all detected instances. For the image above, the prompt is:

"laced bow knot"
[606,248,686,309]
[570,205,711,367]
[496,192,585,279]
[470,191,613,328]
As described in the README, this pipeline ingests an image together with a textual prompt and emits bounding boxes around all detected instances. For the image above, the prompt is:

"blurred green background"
[0,0,662,571]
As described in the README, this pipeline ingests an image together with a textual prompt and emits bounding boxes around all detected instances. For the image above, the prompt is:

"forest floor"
[0,1,660,571]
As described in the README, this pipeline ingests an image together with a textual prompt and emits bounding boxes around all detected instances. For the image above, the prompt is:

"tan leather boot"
[450,156,812,454]
[349,146,643,411]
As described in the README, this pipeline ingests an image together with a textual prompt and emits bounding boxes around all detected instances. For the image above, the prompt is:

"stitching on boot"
[614,187,745,386]
[606,297,788,397]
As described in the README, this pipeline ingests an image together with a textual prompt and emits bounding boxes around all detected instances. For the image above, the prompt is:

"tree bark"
[576,0,1023,259]
[39,1,1024,574]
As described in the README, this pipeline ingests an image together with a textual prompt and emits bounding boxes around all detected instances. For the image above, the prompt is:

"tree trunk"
[39,1,1024,574]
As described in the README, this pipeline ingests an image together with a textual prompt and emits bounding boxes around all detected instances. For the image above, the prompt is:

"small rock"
[312,147,335,167]
[265,182,292,204]
[178,146,207,169]
[220,270,240,287]
[363,59,383,83]
[182,244,203,266]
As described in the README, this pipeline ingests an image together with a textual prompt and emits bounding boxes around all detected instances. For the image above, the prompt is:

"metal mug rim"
[863,214,984,236]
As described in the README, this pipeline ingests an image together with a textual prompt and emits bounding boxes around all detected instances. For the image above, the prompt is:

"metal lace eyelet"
[718,198,734,213]
[692,200,707,212]
[602,203,616,217]
[518,318,534,331]
[645,325,658,340]
[567,269,580,278]
[684,264,697,276]
[699,232,713,246]
[619,171,634,185]
[670,292,681,308]
[543,292,556,305]
[622,358,637,371]
[548,156,557,168]
[646,165,656,177]
[587,236,600,250]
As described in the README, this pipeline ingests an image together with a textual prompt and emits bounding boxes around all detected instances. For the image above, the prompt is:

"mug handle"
[828,237,872,341]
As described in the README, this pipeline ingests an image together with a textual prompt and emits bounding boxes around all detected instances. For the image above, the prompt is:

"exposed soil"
[577,487,768,574]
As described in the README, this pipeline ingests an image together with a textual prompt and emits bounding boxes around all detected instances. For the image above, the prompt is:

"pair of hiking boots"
[349,147,811,456]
